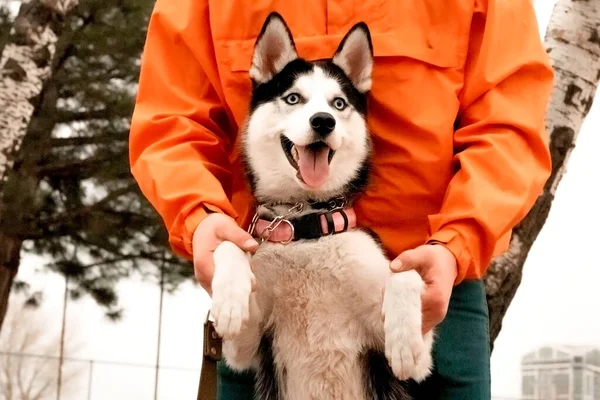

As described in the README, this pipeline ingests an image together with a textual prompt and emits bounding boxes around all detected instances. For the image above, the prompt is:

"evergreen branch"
[79,251,165,269]
[75,65,135,83]
[49,135,122,148]
[90,184,138,207]
[34,156,117,178]
[55,108,131,123]
[45,7,99,86]
[19,184,139,240]
[36,183,138,226]
[69,232,121,254]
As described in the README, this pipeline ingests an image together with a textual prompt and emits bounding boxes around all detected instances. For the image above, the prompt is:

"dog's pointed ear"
[332,23,373,93]
[250,12,298,84]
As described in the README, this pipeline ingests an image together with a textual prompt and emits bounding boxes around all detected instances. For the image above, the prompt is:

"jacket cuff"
[426,228,473,285]
[170,203,225,259]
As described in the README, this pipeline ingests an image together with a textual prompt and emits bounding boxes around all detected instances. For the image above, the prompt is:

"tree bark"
[485,0,600,348]
[0,0,78,192]
[0,0,78,332]
[0,232,22,331]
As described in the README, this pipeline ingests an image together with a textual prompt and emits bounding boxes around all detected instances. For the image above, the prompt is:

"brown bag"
[197,313,222,400]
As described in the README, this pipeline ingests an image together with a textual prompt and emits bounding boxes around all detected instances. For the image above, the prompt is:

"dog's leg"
[222,292,264,371]
[211,242,255,339]
[211,240,257,339]
[343,232,432,387]
[353,238,433,385]
[382,270,433,382]
[211,241,266,370]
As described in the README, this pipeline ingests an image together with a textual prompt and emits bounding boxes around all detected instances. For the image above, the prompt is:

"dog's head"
[242,13,373,204]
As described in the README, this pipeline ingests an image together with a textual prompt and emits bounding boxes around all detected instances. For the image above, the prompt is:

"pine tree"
[0,0,192,330]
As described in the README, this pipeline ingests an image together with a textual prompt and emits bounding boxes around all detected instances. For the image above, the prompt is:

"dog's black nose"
[310,112,336,138]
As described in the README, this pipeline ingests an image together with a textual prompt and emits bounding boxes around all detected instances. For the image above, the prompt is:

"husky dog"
[210,13,434,400]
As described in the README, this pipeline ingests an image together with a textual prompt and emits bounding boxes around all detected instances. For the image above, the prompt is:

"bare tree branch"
[0,296,83,399]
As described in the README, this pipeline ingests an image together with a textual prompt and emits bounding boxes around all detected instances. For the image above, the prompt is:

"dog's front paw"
[384,318,432,382]
[211,241,255,339]
[385,337,431,382]
[411,331,433,383]
[382,271,433,382]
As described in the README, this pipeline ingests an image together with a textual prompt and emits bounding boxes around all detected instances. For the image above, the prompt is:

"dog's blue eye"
[333,97,347,111]
[283,93,301,105]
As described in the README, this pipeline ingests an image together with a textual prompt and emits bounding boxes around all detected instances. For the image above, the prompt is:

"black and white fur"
[210,13,434,399]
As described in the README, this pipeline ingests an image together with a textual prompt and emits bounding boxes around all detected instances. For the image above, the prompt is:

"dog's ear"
[332,23,373,93]
[250,12,298,84]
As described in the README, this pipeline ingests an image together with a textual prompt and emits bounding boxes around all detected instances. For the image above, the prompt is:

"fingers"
[390,246,428,273]
[421,285,449,334]
[215,218,260,254]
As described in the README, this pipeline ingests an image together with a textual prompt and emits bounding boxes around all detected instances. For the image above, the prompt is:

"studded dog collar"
[247,200,357,244]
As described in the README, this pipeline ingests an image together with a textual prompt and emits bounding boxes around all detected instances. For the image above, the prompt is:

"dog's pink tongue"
[296,145,330,188]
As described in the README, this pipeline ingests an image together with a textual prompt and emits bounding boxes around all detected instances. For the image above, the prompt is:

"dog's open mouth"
[280,135,335,188]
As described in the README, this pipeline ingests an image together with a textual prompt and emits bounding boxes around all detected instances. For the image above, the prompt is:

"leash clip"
[247,212,260,236]
[250,202,304,244]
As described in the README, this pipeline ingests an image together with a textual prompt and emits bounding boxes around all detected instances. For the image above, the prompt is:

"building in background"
[521,345,600,400]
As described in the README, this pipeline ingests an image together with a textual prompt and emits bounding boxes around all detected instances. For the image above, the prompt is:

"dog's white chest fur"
[211,230,434,399]
[255,233,383,399]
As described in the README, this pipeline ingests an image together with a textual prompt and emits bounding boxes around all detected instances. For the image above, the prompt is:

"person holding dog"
[129,0,554,399]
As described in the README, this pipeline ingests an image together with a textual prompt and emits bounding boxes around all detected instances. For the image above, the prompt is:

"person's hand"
[390,244,458,334]
[192,212,259,294]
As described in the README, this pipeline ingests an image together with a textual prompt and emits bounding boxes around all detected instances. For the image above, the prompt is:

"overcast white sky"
[3,1,600,399]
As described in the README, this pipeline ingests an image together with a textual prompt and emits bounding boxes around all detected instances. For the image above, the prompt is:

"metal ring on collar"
[279,219,295,244]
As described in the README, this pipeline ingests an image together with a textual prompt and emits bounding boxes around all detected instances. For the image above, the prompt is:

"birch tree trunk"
[0,0,78,191]
[485,0,600,348]
[0,0,78,331]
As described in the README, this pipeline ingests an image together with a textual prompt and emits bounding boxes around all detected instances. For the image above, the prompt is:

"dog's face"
[243,13,374,203]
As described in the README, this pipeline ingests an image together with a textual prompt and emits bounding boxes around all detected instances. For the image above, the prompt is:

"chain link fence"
[0,351,200,400]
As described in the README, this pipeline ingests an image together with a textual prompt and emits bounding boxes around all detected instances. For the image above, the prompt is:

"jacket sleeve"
[129,0,238,259]
[426,0,555,284]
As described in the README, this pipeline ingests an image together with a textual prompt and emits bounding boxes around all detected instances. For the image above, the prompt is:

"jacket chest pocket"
[211,4,469,127]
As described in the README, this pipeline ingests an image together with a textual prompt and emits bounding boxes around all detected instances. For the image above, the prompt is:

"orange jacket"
[129,0,554,284]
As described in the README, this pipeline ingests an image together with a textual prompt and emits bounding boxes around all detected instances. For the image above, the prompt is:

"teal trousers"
[216,280,491,400]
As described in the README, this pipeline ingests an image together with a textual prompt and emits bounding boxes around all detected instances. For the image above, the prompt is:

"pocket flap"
[226,31,461,72]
